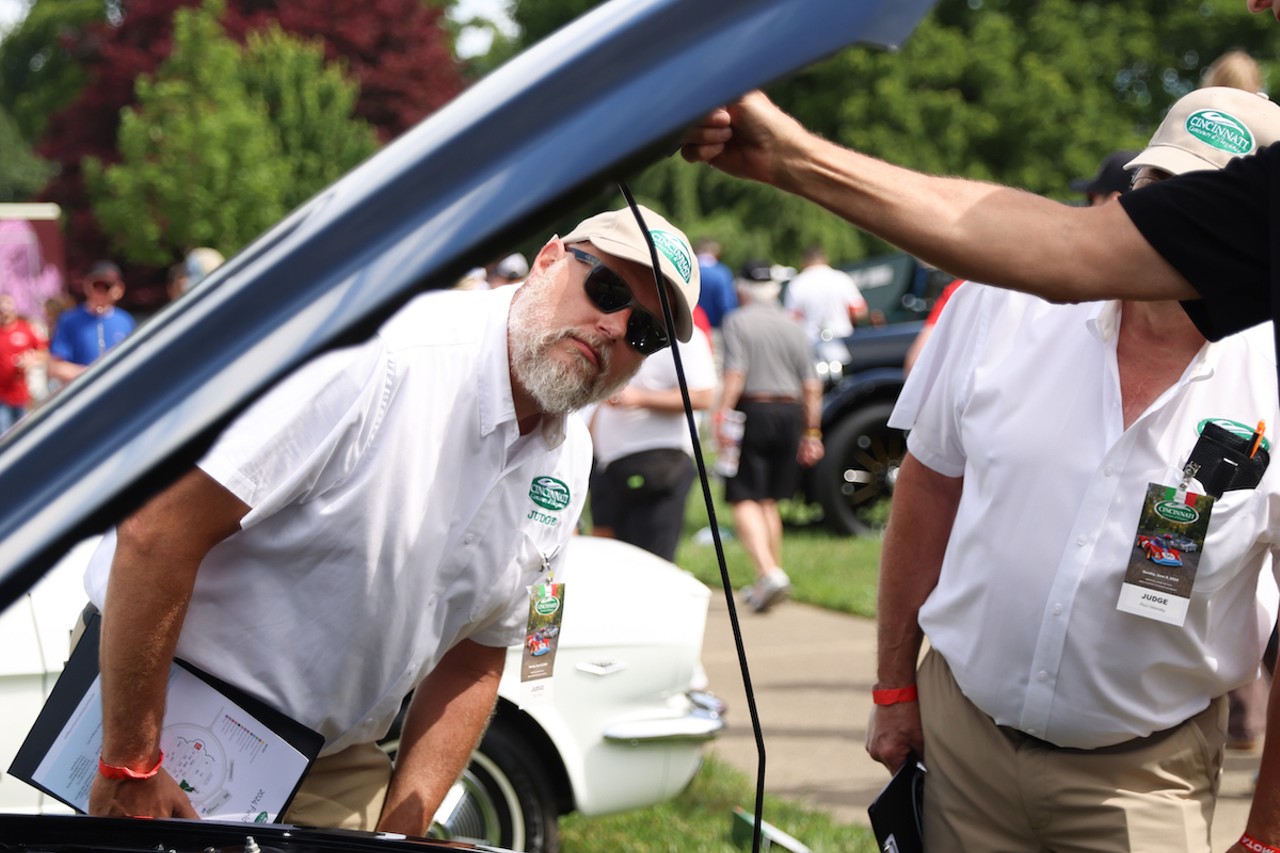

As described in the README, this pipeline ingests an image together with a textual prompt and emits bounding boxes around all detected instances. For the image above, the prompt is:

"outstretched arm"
[378,639,506,836]
[682,91,1196,305]
[91,467,248,819]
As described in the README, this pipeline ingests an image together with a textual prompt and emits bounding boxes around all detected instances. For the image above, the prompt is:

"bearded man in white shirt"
[81,205,700,836]
[866,88,1280,853]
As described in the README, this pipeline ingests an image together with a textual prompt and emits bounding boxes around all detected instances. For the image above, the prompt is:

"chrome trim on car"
[602,691,726,744]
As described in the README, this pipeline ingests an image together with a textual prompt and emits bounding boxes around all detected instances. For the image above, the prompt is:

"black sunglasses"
[568,247,670,355]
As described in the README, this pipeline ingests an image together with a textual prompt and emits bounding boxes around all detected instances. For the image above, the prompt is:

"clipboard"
[8,612,323,822]
[867,752,926,853]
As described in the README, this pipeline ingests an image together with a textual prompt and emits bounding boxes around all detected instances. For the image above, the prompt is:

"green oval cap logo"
[535,594,560,615]
[651,230,694,285]
[1155,500,1199,524]
[529,476,570,511]
[1196,418,1271,452]
[1186,110,1254,155]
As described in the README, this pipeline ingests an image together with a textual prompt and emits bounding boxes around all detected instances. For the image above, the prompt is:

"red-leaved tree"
[36,0,464,307]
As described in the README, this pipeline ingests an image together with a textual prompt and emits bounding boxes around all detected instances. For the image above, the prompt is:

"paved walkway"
[700,594,1261,851]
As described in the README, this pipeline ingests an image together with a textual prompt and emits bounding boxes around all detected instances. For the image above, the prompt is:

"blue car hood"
[0,0,935,607]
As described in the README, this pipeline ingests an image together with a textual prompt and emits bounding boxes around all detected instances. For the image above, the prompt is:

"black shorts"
[589,448,696,562]
[723,400,803,504]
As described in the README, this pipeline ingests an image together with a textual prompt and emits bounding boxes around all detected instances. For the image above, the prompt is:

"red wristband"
[98,751,164,781]
[1241,834,1280,853]
[872,685,918,706]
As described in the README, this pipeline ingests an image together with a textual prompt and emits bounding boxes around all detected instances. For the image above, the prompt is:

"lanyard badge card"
[519,573,566,707]
[1116,463,1214,627]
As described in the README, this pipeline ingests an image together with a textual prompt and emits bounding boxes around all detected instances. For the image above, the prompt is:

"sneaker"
[751,569,791,612]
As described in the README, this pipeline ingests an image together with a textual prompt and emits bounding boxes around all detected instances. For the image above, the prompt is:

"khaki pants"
[282,740,392,830]
[918,648,1226,853]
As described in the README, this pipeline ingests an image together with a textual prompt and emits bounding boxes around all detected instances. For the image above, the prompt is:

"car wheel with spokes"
[384,715,559,853]
[816,401,905,536]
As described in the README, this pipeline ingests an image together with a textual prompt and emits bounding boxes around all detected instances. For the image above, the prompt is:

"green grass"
[562,468,888,851]
[676,474,884,619]
[560,754,881,853]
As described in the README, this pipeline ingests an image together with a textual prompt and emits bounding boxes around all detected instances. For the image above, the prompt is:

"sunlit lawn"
[560,754,881,853]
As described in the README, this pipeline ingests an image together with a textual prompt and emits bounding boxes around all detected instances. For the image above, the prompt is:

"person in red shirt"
[0,293,48,433]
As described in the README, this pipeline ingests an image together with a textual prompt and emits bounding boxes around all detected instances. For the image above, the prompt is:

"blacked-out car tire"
[816,401,906,536]
[416,719,559,853]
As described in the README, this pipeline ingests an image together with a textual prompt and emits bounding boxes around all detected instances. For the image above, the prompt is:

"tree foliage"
[83,0,376,266]
[510,0,1280,271]
[1,0,463,286]
[0,104,54,201]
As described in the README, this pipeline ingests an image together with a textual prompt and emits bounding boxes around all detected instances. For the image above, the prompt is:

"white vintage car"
[0,534,724,852]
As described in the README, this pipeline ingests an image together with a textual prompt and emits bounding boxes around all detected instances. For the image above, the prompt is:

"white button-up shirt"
[891,284,1280,748]
[87,287,590,754]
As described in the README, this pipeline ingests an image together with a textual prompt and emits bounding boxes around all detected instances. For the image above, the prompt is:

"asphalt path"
[699,594,1262,851]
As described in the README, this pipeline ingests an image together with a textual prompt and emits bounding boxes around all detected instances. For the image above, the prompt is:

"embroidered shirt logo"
[650,230,694,285]
[1185,110,1254,155]
[1196,418,1271,452]
[529,476,571,511]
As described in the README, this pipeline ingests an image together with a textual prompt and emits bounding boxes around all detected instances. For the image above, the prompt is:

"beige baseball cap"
[1127,87,1280,176]
[562,205,700,343]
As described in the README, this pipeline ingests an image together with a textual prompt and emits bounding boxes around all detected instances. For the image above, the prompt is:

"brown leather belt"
[741,394,798,403]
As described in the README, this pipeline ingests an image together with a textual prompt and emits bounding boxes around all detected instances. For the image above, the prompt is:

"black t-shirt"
[1119,141,1278,342]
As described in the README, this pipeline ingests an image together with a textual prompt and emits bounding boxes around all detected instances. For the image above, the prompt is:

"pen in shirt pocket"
[1250,420,1266,459]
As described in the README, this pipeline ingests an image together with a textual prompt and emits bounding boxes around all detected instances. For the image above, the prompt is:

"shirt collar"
[1085,300,1215,381]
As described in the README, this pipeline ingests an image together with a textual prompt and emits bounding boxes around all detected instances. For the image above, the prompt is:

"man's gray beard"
[509,283,636,414]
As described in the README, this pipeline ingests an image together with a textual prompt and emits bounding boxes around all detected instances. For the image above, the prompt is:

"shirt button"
[465,533,476,544]
[1103,466,1115,477]
[1053,604,1063,616]
[1037,671,1048,682]
[1076,535,1087,546]
[1027,727,1039,736]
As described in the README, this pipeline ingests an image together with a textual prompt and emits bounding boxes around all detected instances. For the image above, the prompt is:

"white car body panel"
[0,534,721,819]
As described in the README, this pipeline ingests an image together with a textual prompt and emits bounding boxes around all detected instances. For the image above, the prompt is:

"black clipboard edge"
[8,611,324,815]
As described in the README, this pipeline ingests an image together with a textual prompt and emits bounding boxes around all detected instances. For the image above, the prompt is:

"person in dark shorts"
[714,261,823,611]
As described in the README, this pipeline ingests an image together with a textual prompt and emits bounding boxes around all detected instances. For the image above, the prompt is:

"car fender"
[821,367,907,429]
[496,537,715,817]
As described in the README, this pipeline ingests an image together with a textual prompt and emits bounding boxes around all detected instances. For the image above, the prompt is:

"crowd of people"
[0,247,226,436]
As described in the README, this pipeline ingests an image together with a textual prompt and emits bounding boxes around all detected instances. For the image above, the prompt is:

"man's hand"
[797,436,824,467]
[680,91,808,188]
[865,702,924,774]
[89,770,200,820]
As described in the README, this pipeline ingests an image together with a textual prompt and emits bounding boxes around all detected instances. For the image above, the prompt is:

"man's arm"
[682,91,1196,305]
[713,368,747,448]
[91,467,249,819]
[378,639,506,836]
[46,356,86,384]
[797,378,824,468]
[1237,661,1280,851]
[609,384,714,413]
[865,452,962,774]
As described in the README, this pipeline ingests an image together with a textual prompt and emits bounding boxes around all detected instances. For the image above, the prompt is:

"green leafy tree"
[239,24,378,211]
[85,0,286,264]
[505,0,1280,269]
[0,105,55,201]
[0,0,106,143]
[84,0,376,265]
